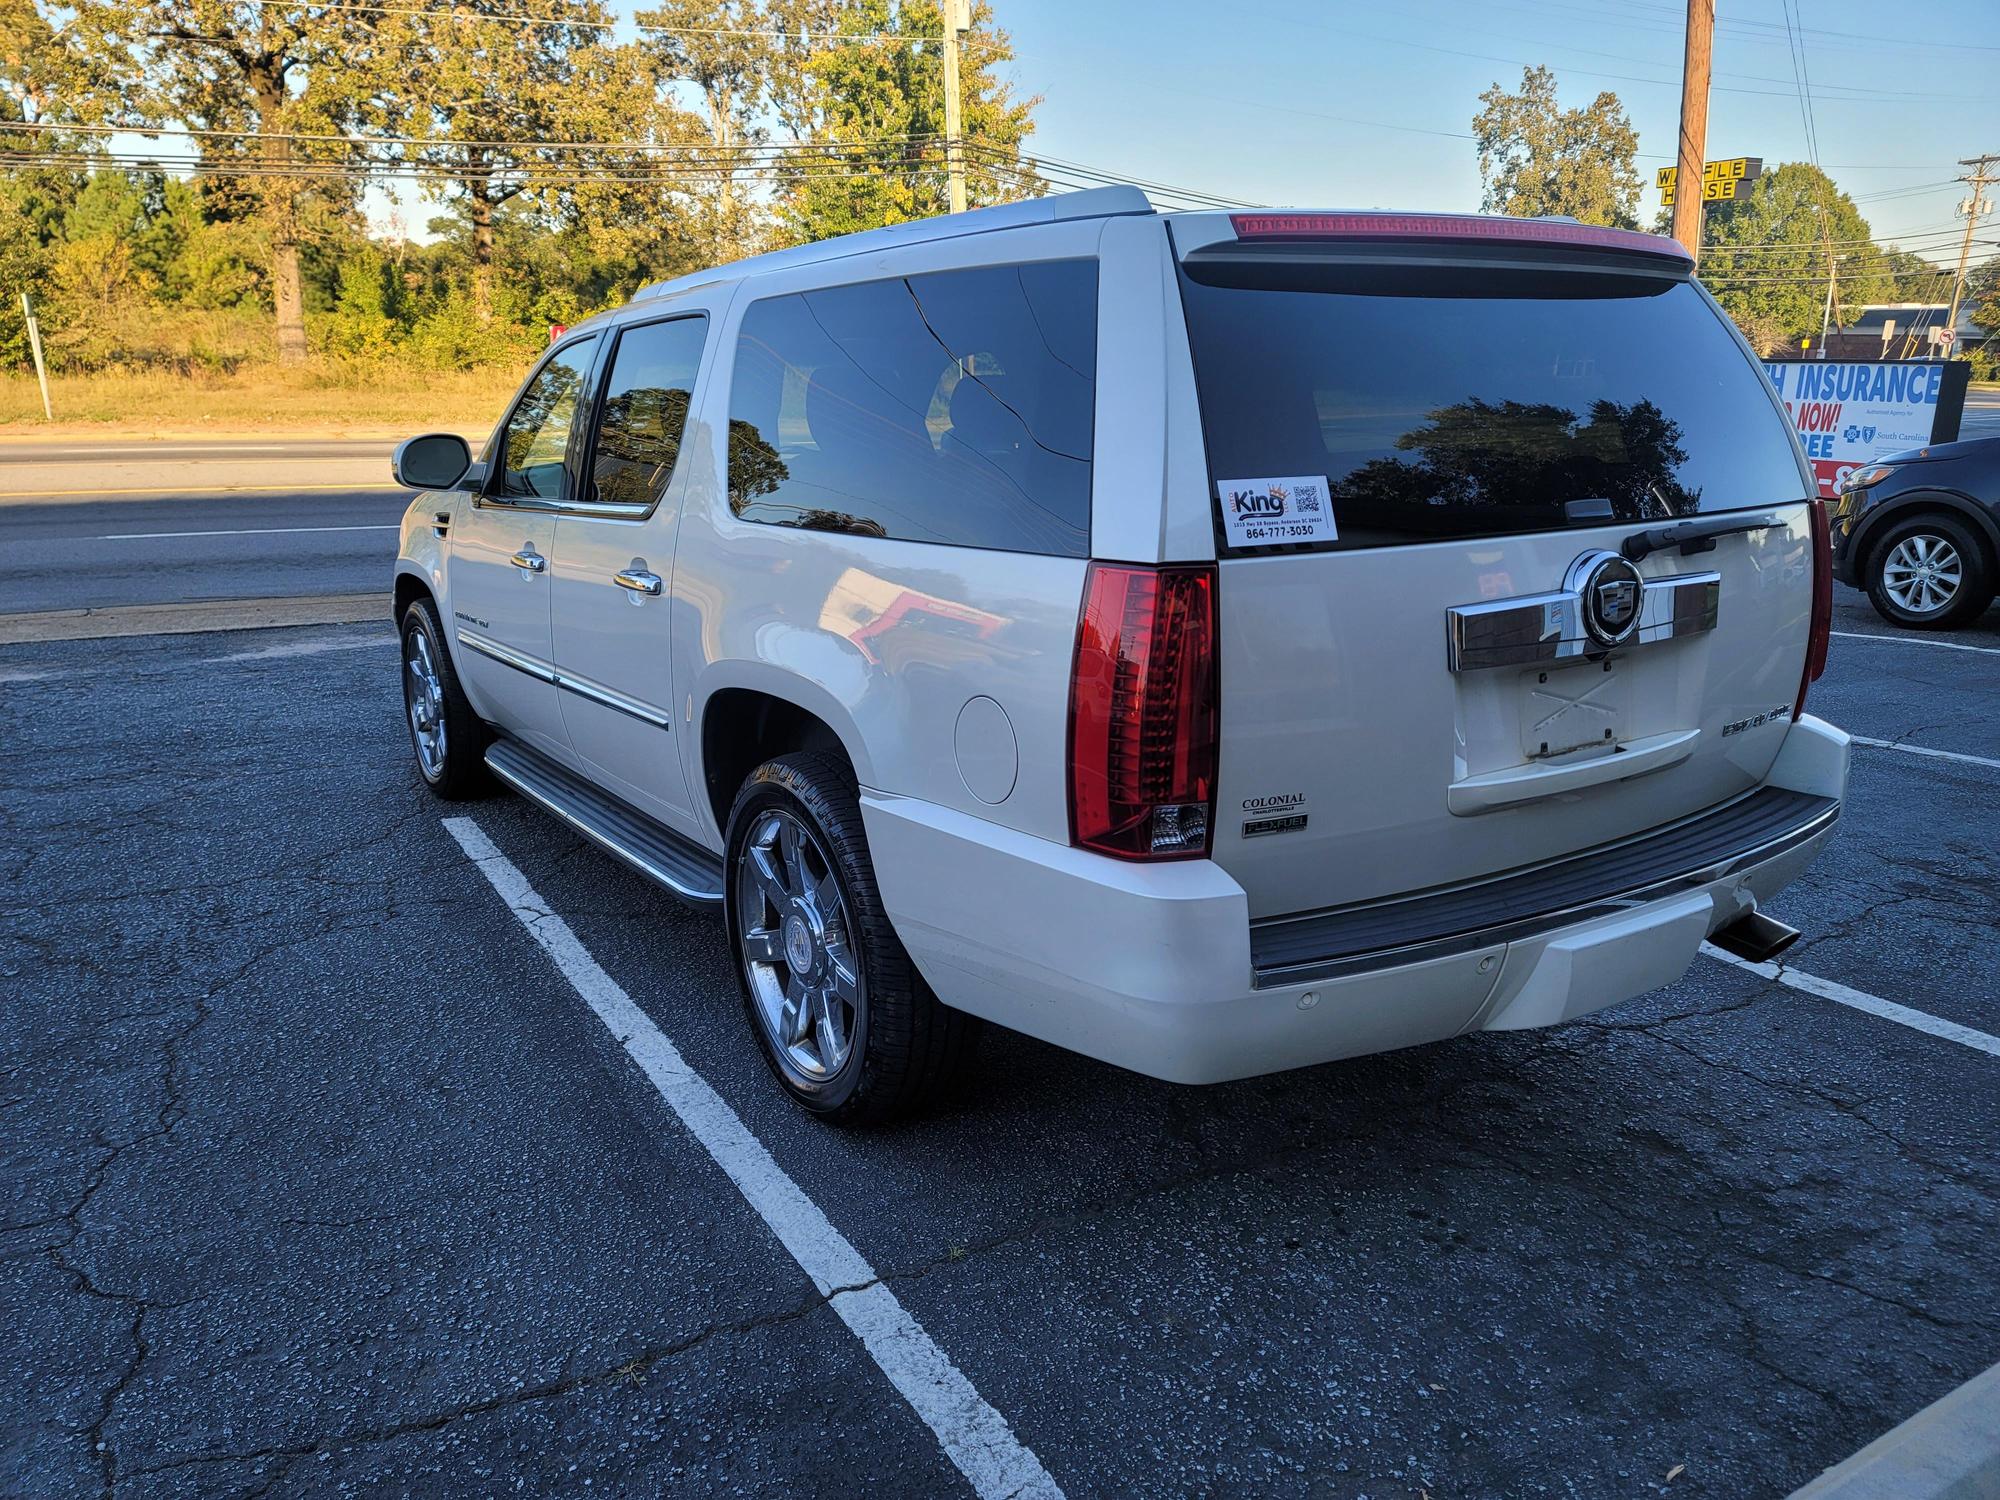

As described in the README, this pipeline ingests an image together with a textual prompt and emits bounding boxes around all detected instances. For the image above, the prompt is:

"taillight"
[1795,498,1832,721]
[1067,562,1219,860]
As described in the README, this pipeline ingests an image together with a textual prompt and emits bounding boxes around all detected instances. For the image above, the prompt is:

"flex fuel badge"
[1242,792,1308,838]
[1218,475,1336,549]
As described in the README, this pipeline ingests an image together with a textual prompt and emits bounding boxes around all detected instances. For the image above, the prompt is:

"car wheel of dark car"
[1864,513,1995,630]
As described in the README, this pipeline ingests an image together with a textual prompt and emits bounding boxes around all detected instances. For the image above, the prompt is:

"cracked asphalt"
[3,588,1997,1500]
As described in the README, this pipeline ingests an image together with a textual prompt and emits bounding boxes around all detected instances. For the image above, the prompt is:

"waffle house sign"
[1657,157,1763,207]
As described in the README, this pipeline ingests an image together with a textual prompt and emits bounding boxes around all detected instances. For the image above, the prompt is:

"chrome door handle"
[613,569,663,596]
[510,550,547,574]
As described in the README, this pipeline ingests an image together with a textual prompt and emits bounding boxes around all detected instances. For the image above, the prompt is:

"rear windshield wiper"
[1621,515,1776,562]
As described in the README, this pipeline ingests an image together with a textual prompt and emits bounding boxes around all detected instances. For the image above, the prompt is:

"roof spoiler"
[1224,211,1692,264]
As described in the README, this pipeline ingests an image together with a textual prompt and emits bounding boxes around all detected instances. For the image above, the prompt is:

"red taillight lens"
[1067,562,1219,860]
[1796,498,1832,721]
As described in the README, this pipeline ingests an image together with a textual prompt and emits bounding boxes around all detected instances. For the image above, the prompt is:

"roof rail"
[633,185,1154,300]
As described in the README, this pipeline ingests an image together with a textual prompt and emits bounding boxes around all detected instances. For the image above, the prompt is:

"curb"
[0,594,390,645]
[1788,1360,2000,1499]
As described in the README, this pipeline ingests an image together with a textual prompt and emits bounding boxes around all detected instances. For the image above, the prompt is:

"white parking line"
[1852,735,2000,771]
[98,524,401,540]
[1832,630,2000,656]
[1703,944,2000,1057]
[442,816,1063,1500]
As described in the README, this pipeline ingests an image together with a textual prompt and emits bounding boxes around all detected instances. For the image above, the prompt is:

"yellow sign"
[1657,156,1762,208]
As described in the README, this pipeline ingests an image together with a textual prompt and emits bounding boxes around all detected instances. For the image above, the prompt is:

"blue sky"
[992,0,1998,265]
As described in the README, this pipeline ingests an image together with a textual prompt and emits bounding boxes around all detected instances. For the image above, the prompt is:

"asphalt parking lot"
[4,588,1997,1499]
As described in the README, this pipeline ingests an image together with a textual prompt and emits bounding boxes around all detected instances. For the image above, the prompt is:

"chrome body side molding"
[457,630,671,730]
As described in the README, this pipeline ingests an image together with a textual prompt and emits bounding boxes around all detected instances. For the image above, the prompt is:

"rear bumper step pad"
[1251,786,1839,986]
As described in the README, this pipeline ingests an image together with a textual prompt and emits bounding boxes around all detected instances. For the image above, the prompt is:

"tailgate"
[1169,217,1817,919]
[1212,516,1810,917]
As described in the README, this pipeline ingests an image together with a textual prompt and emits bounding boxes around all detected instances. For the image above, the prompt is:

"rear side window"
[725,261,1097,555]
[589,315,707,510]
[1177,262,1811,551]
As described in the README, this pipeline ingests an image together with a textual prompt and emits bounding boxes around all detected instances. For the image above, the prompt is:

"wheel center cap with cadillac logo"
[1567,550,1646,649]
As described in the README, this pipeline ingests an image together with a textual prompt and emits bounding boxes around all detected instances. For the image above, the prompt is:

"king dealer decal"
[1218,475,1337,549]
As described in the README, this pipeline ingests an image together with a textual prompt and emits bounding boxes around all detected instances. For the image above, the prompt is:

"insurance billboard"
[1761,359,1970,496]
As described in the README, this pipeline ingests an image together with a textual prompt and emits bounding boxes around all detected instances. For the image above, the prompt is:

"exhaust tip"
[1710,909,1801,965]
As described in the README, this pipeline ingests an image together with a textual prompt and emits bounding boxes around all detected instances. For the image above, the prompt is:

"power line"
[185,0,935,46]
[0,119,947,155]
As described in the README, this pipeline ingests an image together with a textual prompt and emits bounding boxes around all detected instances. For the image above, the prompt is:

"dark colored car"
[1832,435,2000,629]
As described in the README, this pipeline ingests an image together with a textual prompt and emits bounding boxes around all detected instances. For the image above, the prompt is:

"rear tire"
[400,595,493,800]
[1865,513,1993,630]
[723,752,978,1123]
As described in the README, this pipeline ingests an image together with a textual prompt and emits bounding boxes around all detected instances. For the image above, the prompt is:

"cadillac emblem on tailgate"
[1579,553,1645,647]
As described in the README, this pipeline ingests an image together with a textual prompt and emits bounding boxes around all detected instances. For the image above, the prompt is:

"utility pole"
[1670,0,1714,262]
[941,0,969,214]
[1945,153,1997,345]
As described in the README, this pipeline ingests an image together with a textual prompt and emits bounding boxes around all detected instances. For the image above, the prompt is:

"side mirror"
[392,433,473,492]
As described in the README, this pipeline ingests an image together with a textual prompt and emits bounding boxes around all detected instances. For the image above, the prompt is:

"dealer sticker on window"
[1217,476,1337,549]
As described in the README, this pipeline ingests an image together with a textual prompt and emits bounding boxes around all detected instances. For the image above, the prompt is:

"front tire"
[400,595,493,799]
[723,752,977,1123]
[1865,514,1994,630]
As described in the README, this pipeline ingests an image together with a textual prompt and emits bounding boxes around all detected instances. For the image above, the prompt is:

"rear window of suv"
[1177,259,1811,552]
[726,260,1098,556]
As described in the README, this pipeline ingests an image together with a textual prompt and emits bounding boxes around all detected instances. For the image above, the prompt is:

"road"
[1961,385,2000,442]
[0,438,409,614]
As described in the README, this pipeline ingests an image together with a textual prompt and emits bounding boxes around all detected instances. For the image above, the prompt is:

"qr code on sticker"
[1290,484,1325,515]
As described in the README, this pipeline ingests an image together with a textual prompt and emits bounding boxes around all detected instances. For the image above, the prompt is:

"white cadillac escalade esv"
[391,187,1848,1122]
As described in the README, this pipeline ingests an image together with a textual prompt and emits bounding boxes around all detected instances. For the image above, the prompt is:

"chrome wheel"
[1881,533,1963,615]
[736,808,862,1080]
[404,626,448,779]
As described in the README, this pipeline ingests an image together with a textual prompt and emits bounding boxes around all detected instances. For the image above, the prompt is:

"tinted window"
[1178,264,1810,551]
[497,336,597,500]
[589,316,708,510]
[726,261,1097,555]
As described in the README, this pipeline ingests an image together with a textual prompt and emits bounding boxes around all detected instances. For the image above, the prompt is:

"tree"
[637,0,773,261]
[66,1,385,363]
[372,0,650,325]
[766,0,1039,244]
[1473,65,1640,229]
[1697,162,1896,346]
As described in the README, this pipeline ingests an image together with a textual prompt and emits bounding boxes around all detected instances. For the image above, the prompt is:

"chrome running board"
[484,739,725,906]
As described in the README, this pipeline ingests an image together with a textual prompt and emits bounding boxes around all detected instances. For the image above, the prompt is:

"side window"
[725,260,1097,556]
[496,336,598,500]
[587,316,709,510]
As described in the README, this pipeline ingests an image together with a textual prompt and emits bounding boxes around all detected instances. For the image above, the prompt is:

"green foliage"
[768,0,1040,242]
[9,0,1049,378]
[1698,163,1898,344]
[1473,65,1640,229]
